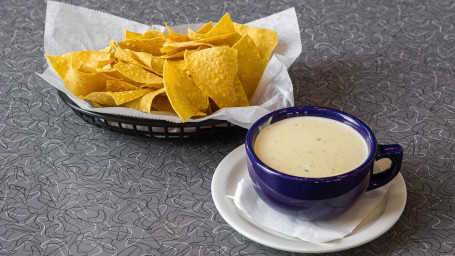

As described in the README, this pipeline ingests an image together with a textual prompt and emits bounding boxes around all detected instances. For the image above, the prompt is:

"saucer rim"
[211,144,407,253]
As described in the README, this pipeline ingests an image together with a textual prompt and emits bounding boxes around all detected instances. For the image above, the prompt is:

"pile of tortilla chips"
[45,13,278,122]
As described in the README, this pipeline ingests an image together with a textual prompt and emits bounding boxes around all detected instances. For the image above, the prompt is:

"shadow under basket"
[59,90,245,139]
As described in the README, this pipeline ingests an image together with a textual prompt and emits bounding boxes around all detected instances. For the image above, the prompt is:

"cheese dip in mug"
[254,116,368,178]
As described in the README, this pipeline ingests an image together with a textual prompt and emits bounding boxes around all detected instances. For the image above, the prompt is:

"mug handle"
[367,144,403,191]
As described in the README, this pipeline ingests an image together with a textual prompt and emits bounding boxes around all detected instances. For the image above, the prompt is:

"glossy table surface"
[1,0,454,255]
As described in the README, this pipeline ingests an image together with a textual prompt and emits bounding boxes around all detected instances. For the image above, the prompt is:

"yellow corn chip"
[90,101,105,108]
[125,29,163,40]
[45,51,111,80]
[125,30,144,40]
[84,88,152,106]
[232,35,262,100]
[118,38,166,56]
[96,68,140,85]
[193,111,207,118]
[184,47,239,108]
[144,30,165,38]
[233,22,278,70]
[123,88,166,113]
[115,47,164,75]
[106,80,139,92]
[151,94,175,113]
[133,51,165,76]
[114,62,163,87]
[99,46,113,53]
[114,47,137,64]
[63,68,111,97]
[160,41,214,55]
[97,59,117,69]
[198,32,242,47]
[188,13,235,40]
[196,21,213,33]
[159,51,185,60]
[163,60,209,122]
[163,22,189,42]
[172,59,187,70]
[233,76,249,106]
[99,40,118,57]
[160,45,211,60]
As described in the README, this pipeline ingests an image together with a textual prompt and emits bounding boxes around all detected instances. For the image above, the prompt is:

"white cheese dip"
[254,116,368,178]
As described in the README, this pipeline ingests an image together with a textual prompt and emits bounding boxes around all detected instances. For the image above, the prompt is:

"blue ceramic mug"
[245,106,403,220]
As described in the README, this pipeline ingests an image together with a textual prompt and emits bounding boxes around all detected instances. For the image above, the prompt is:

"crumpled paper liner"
[232,178,390,243]
[38,1,302,128]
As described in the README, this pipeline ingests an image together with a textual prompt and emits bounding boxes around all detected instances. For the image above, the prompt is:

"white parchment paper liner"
[38,1,302,128]
[232,178,390,243]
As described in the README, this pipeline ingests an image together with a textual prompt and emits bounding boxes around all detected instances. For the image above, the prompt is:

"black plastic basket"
[58,91,244,139]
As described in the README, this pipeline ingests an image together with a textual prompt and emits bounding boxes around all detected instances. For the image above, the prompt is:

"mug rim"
[245,106,377,183]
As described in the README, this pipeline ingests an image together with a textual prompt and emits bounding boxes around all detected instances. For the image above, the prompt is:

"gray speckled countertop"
[1,0,455,255]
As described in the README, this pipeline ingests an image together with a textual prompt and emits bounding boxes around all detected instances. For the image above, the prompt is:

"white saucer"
[211,144,407,253]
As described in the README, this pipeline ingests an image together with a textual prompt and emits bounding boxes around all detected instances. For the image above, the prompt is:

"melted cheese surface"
[254,116,368,178]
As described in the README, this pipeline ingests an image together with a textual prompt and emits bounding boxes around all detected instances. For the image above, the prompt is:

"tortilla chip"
[45,51,111,80]
[84,88,152,106]
[196,21,213,33]
[233,76,249,106]
[163,60,209,122]
[184,47,239,108]
[163,22,189,42]
[123,88,166,113]
[113,62,163,87]
[232,35,262,100]
[151,94,175,113]
[90,101,105,108]
[118,38,166,56]
[160,41,214,55]
[125,29,163,40]
[96,59,117,69]
[233,22,278,70]
[160,45,211,59]
[188,13,235,40]
[198,32,241,47]
[63,68,111,97]
[106,80,139,92]
[115,47,164,75]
